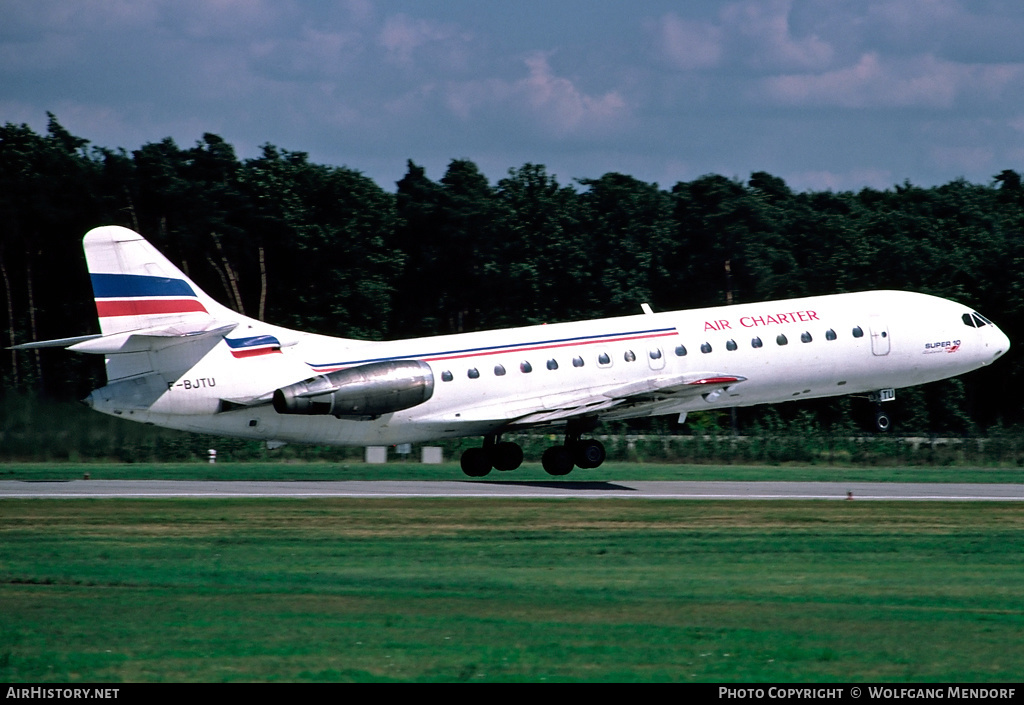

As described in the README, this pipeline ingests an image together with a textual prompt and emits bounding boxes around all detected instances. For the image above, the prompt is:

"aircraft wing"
[511,372,746,426]
[420,372,746,426]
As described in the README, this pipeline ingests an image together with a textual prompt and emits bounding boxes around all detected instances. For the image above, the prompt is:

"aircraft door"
[869,317,890,356]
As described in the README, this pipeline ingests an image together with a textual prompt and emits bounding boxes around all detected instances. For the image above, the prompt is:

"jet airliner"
[13,226,1010,476]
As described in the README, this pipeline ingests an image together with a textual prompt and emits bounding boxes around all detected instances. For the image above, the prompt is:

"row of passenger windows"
[439,326,867,382]
[690,326,859,354]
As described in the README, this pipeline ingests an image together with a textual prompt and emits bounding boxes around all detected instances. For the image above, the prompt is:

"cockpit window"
[966,311,993,327]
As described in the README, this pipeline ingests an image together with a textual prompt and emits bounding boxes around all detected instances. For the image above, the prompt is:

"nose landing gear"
[868,388,896,432]
[874,409,891,432]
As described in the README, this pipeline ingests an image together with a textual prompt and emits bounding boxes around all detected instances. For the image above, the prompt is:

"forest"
[2,114,1023,444]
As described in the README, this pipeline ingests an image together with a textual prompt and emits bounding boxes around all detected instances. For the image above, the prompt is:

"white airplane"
[13,226,1010,476]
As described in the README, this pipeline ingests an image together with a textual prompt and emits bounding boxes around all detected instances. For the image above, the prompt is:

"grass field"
[2,487,1023,682]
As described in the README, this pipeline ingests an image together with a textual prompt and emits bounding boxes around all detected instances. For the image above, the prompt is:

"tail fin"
[85,226,239,336]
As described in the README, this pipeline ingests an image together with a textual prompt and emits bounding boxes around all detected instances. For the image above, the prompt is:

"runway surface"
[2,479,1023,500]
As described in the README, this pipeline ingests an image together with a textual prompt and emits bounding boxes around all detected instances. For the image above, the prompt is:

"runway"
[2,479,1023,500]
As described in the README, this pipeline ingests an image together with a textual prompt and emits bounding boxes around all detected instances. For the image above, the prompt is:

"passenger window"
[649,348,663,360]
[468,368,480,379]
[441,370,453,382]
[598,352,611,366]
[624,350,636,362]
[776,334,788,346]
[494,364,506,376]
[825,329,837,341]
[700,342,712,354]
[726,340,737,351]
[852,326,864,338]
[547,359,559,370]
[675,344,687,357]
[751,337,763,348]
[520,361,533,373]
[801,332,812,343]
[573,356,584,367]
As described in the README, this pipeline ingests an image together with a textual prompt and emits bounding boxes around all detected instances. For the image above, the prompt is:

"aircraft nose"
[989,325,1010,362]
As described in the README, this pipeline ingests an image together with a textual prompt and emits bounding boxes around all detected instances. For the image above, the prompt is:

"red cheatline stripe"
[95,299,208,317]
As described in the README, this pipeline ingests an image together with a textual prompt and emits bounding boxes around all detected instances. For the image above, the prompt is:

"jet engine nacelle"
[272,360,434,417]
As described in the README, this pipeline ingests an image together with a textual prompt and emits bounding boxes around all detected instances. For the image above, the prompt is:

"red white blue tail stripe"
[91,273,207,318]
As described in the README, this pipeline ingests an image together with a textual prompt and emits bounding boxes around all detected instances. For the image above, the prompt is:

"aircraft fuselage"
[87,290,1007,446]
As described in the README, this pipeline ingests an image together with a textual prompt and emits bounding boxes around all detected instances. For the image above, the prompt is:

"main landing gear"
[459,428,607,478]
[540,434,606,476]
[459,434,524,477]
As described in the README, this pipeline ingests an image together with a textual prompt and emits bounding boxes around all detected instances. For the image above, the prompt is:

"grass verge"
[1,499,1022,682]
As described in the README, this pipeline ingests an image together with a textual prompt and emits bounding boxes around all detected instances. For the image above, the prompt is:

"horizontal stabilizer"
[9,334,103,351]
[13,322,239,355]
[69,322,239,354]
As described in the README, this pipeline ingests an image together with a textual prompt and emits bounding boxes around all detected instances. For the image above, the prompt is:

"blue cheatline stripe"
[225,335,281,349]
[91,273,196,299]
[307,327,678,371]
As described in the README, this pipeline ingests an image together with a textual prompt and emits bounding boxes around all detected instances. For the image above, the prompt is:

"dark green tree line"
[2,116,1022,435]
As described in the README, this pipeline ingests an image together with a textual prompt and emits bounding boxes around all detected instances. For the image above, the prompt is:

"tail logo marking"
[91,273,208,318]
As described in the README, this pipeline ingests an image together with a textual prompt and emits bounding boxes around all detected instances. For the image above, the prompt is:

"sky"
[2,0,1024,193]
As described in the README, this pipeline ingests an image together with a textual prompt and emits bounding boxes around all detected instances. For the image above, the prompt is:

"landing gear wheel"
[460,447,492,477]
[492,441,524,472]
[874,410,891,432]
[573,439,606,469]
[541,446,575,476]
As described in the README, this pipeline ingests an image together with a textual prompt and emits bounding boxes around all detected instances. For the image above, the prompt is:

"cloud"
[653,2,833,74]
[653,14,723,71]
[721,0,833,71]
[379,13,468,68]
[518,53,629,134]
[444,52,629,140]
[761,52,1024,109]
